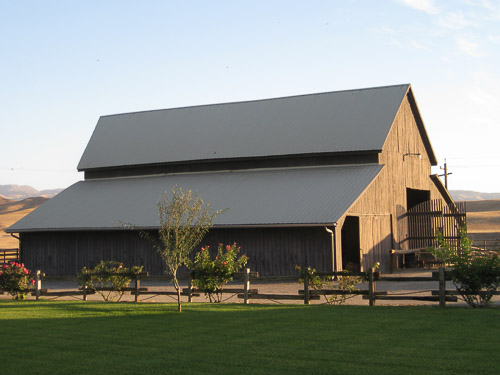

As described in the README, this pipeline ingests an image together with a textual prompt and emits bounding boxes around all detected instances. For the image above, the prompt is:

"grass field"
[0,197,48,248]
[1,301,498,375]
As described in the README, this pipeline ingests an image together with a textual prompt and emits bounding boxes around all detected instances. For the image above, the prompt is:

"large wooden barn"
[7,84,455,276]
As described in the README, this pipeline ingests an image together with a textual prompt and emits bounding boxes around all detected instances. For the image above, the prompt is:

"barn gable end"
[334,88,450,272]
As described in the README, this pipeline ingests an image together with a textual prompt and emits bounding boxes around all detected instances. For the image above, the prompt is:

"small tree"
[155,188,221,312]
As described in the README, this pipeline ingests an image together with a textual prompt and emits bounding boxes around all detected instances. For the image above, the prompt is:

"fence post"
[134,276,140,303]
[438,267,446,307]
[368,268,376,306]
[188,276,193,303]
[35,270,42,301]
[304,274,310,305]
[243,268,250,305]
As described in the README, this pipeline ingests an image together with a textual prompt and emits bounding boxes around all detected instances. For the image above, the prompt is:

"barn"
[7,84,455,276]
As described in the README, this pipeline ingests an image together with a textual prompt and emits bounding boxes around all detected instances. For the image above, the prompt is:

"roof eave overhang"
[7,222,340,233]
[430,174,455,206]
[77,150,382,174]
[406,86,438,166]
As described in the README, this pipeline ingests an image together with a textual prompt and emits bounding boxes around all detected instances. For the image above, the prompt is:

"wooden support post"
[304,274,310,305]
[368,268,376,306]
[188,276,193,303]
[134,277,140,303]
[243,268,250,305]
[35,270,42,301]
[438,267,446,308]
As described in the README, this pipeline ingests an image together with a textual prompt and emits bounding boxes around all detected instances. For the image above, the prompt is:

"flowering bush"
[188,243,248,302]
[0,262,35,300]
[429,229,499,308]
[77,261,143,302]
[296,265,363,305]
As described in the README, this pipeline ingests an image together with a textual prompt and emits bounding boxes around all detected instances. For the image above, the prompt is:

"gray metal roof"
[78,84,410,171]
[7,164,382,232]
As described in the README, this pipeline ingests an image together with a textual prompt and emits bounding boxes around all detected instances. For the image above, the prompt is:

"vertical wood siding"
[345,95,450,272]
[20,227,331,277]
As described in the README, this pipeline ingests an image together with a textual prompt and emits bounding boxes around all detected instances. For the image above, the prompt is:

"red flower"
[201,247,205,251]
[23,269,28,275]
[223,262,227,266]
[226,245,231,251]
[32,279,36,285]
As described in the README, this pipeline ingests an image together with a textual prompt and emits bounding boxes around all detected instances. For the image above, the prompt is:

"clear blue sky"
[1,0,499,192]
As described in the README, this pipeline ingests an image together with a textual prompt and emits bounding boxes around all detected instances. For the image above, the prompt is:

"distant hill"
[450,190,500,201]
[0,196,49,248]
[0,184,63,200]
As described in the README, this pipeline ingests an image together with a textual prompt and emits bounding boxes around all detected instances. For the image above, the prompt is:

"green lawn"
[0,301,498,375]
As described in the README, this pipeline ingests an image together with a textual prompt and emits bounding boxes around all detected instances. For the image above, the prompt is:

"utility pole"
[439,159,452,190]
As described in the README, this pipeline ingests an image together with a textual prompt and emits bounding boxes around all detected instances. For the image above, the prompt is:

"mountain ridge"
[1,184,499,202]
[0,184,64,200]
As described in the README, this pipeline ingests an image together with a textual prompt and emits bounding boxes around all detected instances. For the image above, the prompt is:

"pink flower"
[23,269,28,275]
[32,279,35,285]
[201,247,205,251]
[3,265,7,269]
[223,262,227,266]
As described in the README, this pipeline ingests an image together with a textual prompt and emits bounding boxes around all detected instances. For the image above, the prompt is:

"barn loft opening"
[406,188,430,211]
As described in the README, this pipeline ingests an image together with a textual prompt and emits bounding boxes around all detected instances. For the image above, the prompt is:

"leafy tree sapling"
[155,187,221,312]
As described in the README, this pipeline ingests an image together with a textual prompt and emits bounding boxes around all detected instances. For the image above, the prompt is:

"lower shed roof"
[7,164,382,232]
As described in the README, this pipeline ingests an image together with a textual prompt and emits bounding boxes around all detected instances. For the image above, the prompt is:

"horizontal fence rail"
[0,249,19,266]
[2,268,499,307]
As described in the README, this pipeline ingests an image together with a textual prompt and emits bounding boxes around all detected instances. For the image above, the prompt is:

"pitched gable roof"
[78,84,411,171]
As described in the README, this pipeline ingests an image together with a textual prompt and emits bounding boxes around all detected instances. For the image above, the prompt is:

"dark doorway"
[406,188,430,210]
[406,188,431,257]
[341,216,360,271]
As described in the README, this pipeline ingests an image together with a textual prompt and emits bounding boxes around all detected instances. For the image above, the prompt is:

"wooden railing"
[3,268,498,307]
[0,248,19,266]
[470,239,500,252]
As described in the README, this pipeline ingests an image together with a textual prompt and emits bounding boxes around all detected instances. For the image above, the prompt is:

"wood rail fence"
[0,248,19,266]
[2,268,498,306]
[470,239,500,252]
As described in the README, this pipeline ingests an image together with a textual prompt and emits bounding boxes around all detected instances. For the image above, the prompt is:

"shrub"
[429,229,500,308]
[0,262,35,300]
[77,261,143,302]
[188,243,248,302]
[296,265,363,305]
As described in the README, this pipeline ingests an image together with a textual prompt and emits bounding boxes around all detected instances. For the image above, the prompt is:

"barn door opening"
[406,188,430,210]
[341,216,360,271]
[406,188,431,253]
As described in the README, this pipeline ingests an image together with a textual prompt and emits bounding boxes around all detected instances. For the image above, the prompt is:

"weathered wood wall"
[343,94,450,272]
[20,227,332,277]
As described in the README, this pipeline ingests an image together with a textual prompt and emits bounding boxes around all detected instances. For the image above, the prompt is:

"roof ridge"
[100,83,411,118]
